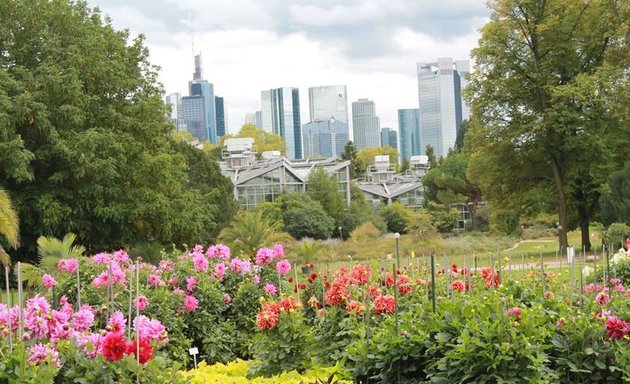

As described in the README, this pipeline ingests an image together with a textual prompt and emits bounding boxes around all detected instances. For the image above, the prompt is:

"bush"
[603,223,630,248]
[379,203,412,234]
[350,222,382,242]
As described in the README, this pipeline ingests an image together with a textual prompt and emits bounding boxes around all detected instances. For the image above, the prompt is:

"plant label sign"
[188,347,198,356]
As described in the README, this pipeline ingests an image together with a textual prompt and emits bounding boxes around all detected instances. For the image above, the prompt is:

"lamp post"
[395,232,401,270]
[338,226,343,241]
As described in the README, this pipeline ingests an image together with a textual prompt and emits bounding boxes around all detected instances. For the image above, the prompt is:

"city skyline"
[88,0,489,133]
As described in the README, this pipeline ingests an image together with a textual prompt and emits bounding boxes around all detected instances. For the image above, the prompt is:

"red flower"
[506,307,522,321]
[373,294,396,315]
[324,282,350,306]
[605,316,630,340]
[397,275,413,296]
[288,277,294,283]
[277,296,300,312]
[299,283,306,290]
[349,264,370,286]
[126,338,153,364]
[452,279,465,293]
[256,308,279,330]
[102,332,127,362]
[346,300,364,315]
[381,272,395,287]
[451,263,458,273]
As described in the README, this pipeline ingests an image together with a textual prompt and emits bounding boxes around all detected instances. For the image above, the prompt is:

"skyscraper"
[417,58,470,157]
[165,92,187,132]
[380,128,398,151]
[308,85,349,124]
[261,87,302,159]
[302,119,349,159]
[352,98,381,150]
[181,54,219,144]
[398,108,421,162]
[215,96,226,137]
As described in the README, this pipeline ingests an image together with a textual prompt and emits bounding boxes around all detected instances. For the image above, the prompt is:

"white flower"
[582,266,593,277]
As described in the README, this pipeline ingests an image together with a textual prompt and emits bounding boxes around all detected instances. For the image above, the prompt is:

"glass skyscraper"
[261,87,302,160]
[308,85,349,124]
[352,98,381,150]
[417,58,470,158]
[215,96,226,137]
[398,108,421,162]
[380,128,398,151]
[302,119,349,159]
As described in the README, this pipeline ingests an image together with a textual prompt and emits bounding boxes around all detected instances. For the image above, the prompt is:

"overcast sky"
[89,0,489,134]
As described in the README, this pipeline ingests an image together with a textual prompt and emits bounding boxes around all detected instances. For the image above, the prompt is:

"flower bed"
[1,244,629,383]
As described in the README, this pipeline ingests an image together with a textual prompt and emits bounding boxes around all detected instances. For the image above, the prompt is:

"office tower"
[417,57,470,157]
[302,119,349,159]
[308,85,349,124]
[352,98,381,150]
[165,92,187,132]
[181,53,218,144]
[381,127,398,150]
[261,87,302,159]
[215,96,226,138]
[398,108,421,162]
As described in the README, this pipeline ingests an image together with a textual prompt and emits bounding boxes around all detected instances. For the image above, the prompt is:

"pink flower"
[76,332,103,359]
[57,258,78,273]
[133,316,168,344]
[276,259,291,275]
[615,284,625,292]
[186,276,197,292]
[255,247,275,266]
[223,293,232,305]
[107,310,126,334]
[72,305,95,332]
[42,274,56,289]
[544,291,554,300]
[452,279,465,293]
[184,295,199,312]
[596,292,610,306]
[264,283,278,296]
[253,275,260,284]
[273,243,284,259]
[192,253,209,272]
[506,307,522,321]
[133,295,148,311]
[605,316,630,340]
[148,274,162,287]
[610,278,621,285]
[230,258,251,274]
[0,304,20,336]
[92,253,110,264]
[206,244,231,260]
[28,343,61,367]
[112,249,130,263]
[92,272,109,288]
[556,318,566,329]
[215,262,226,280]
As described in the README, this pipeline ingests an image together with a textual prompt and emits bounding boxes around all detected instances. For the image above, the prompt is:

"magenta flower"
[605,316,630,340]
[133,295,148,311]
[215,262,226,280]
[92,272,109,288]
[186,276,197,292]
[112,249,130,263]
[253,275,261,285]
[28,343,61,367]
[223,293,232,305]
[207,244,231,260]
[107,310,126,334]
[506,307,522,321]
[148,274,163,287]
[57,258,78,273]
[230,258,251,274]
[255,247,275,266]
[273,243,284,259]
[133,316,168,344]
[72,305,95,332]
[264,283,278,296]
[596,292,610,306]
[192,253,209,272]
[184,295,199,312]
[276,259,291,275]
[42,274,57,289]
[92,253,111,264]
[615,284,625,292]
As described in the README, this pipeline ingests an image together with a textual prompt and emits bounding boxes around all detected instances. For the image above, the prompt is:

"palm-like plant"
[21,233,85,288]
[0,188,20,266]
[291,239,326,266]
[219,209,292,259]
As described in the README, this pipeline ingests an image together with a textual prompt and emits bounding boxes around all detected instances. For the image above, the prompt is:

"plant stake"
[5,265,12,352]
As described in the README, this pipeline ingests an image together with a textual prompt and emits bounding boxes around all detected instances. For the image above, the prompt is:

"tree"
[0,188,19,266]
[340,141,366,180]
[220,123,286,158]
[307,165,345,223]
[467,0,628,251]
[356,146,398,169]
[600,162,630,226]
[380,203,412,234]
[454,119,469,153]
[0,1,236,260]
[425,145,437,169]
[280,194,335,240]
[422,153,483,230]
[218,210,289,258]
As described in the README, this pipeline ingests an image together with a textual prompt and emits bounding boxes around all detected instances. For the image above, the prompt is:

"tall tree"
[219,123,286,158]
[467,0,628,251]
[356,146,399,169]
[340,141,366,180]
[307,165,346,224]
[0,0,234,259]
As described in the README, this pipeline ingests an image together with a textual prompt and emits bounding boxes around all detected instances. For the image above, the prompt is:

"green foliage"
[220,124,286,158]
[312,308,357,366]
[603,223,630,248]
[0,0,235,261]
[0,188,19,265]
[600,162,630,226]
[406,209,438,241]
[491,209,522,235]
[281,195,335,240]
[339,141,365,180]
[426,202,458,233]
[219,210,287,259]
[379,202,412,234]
[307,165,345,223]
[249,310,313,378]
[356,147,398,169]
[350,222,382,243]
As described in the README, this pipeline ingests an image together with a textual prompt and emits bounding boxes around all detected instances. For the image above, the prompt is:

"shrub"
[350,222,382,242]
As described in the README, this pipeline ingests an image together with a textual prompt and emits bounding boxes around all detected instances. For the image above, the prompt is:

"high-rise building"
[215,96,226,137]
[398,108,421,162]
[302,119,349,159]
[165,92,187,132]
[352,98,381,150]
[381,128,398,151]
[181,54,219,144]
[261,87,302,159]
[417,57,470,157]
[245,111,263,129]
[308,85,349,124]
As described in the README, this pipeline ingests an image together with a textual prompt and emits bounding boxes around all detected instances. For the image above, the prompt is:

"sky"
[88,0,490,135]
